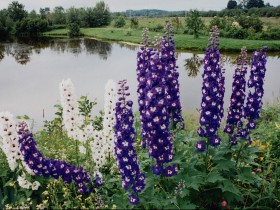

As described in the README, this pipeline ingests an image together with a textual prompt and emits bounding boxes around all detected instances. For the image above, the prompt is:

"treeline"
[120,6,280,18]
[0,1,111,37]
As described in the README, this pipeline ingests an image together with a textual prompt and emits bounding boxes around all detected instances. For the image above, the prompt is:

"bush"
[114,16,126,28]
[260,28,280,40]
[150,24,164,32]
[68,23,80,37]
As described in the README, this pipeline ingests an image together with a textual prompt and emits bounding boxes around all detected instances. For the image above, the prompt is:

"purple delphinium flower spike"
[114,80,146,205]
[136,28,152,148]
[17,121,101,194]
[224,47,249,145]
[244,47,268,139]
[144,43,178,176]
[160,21,184,129]
[196,26,225,150]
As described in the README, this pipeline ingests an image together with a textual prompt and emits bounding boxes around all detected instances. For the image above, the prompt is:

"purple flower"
[17,121,98,194]
[136,28,153,148]
[160,22,184,129]
[195,140,206,152]
[244,47,267,132]
[197,26,225,150]
[224,47,249,144]
[128,194,139,205]
[114,80,146,204]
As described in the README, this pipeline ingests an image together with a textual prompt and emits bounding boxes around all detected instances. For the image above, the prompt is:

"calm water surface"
[0,38,279,130]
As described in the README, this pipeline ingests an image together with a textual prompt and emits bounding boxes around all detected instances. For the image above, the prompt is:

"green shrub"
[114,16,126,28]
[68,23,80,37]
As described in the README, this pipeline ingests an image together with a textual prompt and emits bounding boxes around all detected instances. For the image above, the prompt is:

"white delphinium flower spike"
[90,131,106,170]
[0,112,22,171]
[59,78,86,142]
[102,80,117,157]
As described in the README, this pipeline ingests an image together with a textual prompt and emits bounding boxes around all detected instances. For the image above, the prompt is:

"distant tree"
[171,17,182,31]
[92,1,111,27]
[130,17,138,28]
[227,0,238,9]
[247,0,265,9]
[7,1,27,22]
[185,10,205,38]
[66,7,81,37]
[114,16,126,28]
[51,6,66,25]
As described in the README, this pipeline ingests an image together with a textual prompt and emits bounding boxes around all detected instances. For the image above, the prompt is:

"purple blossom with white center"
[17,121,101,194]
[244,47,268,132]
[224,48,249,144]
[144,46,178,176]
[114,80,145,205]
[160,21,184,129]
[136,28,153,148]
[196,26,225,150]
[195,140,206,152]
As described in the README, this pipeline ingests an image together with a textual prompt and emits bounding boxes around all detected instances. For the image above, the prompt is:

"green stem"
[205,139,210,173]
[235,142,244,167]
[75,140,79,166]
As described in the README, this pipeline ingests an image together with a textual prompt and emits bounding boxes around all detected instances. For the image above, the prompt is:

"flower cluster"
[0,112,23,170]
[196,26,225,151]
[101,80,117,157]
[136,23,181,176]
[244,47,268,133]
[0,112,40,190]
[114,80,145,205]
[89,80,116,171]
[224,48,249,145]
[136,28,152,148]
[18,121,101,194]
[160,21,184,129]
[59,78,87,142]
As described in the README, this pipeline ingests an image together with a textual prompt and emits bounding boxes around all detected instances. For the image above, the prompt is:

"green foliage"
[50,6,66,25]
[227,0,238,9]
[7,1,27,22]
[114,16,126,28]
[185,10,205,38]
[68,23,80,37]
[130,17,139,29]
[15,17,49,35]
[78,95,97,125]
[247,0,265,9]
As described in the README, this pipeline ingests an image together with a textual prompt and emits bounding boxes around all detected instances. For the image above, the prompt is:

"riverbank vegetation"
[1,1,280,51]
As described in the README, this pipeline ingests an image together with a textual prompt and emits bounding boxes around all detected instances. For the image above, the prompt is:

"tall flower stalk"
[224,47,249,145]
[136,28,152,148]
[196,26,225,151]
[244,47,268,136]
[89,80,116,172]
[160,21,184,129]
[114,80,145,205]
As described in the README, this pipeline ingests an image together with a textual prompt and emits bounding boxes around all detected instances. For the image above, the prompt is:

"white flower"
[59,79,84,141]
[79,145,86,154]
[31,181,40,191]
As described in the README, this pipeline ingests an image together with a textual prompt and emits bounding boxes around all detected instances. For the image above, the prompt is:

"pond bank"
[43,27,280,52]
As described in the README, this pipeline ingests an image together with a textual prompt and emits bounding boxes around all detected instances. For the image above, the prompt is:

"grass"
[44,27,280,51]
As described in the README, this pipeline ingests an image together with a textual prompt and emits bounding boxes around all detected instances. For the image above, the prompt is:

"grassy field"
[44,27,280,51]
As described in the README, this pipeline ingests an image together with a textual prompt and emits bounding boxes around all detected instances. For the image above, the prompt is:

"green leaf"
[218,180,242,197]
[216,159,235,171]
[206,171,226,183]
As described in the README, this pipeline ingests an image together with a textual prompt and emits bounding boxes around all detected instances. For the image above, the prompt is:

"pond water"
[0,38,279,131]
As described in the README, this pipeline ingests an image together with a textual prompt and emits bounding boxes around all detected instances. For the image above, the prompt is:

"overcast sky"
[0,0,279,12]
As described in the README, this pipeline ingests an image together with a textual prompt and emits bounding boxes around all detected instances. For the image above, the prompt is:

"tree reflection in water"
[83,38,112,60]
[184,54,203,77]
[4,43,32,65]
